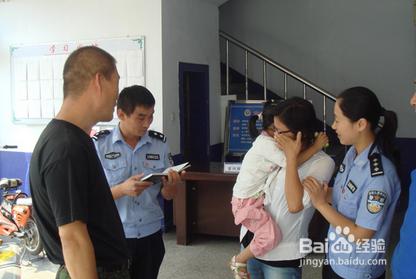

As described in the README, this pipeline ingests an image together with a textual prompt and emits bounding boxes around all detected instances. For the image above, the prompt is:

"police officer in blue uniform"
[94,85,181,279]
[391,92,416,279]
[304,87,401,279]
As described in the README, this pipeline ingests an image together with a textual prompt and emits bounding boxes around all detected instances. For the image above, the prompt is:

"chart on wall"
[225,101,263,154]
[10,37,145,124]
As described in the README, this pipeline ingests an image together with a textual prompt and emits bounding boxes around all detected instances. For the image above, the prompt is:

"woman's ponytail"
[248,114,260,139]
[376,109,399,164]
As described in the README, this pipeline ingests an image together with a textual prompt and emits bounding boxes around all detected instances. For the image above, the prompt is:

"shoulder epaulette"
[92,130,110,141]
[148,130,166,142]
[369,153,384,177]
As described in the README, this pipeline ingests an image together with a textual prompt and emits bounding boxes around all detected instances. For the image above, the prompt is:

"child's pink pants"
[231,195,282,257]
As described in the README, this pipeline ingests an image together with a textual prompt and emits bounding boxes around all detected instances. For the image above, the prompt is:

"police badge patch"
[146,154,160,160]
[369,153,384,177]
[346,180,357,193]
[367,190,387,214]
[339,163,345,173]
[104,152,121,160]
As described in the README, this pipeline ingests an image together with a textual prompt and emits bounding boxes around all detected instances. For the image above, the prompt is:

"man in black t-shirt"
[29,46,129,279]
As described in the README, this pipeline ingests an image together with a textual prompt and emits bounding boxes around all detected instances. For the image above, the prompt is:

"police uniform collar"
[113,125,152,145]
[352,144,379,167]
[112,125,124,144]
[140,132,152,144]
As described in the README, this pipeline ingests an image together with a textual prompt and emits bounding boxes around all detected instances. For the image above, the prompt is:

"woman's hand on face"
[275,131,302,160]
[303,176,328,209]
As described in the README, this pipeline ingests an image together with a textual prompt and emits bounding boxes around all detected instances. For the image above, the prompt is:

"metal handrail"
[220,31,336,102]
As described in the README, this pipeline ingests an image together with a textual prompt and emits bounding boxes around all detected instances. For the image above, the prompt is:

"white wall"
[220,0,416,138]
[0,0,163,151]
[162,0,221,154]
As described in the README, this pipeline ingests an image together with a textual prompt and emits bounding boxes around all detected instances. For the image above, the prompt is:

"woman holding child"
[233,97,335,279]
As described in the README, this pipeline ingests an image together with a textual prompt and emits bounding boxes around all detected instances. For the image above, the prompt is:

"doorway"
[179,63,210,171]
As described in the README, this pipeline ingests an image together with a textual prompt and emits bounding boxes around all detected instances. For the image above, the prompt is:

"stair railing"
[220,31,337,131]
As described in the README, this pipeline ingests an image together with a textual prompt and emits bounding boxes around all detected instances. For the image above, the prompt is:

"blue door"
[179,63,210,171]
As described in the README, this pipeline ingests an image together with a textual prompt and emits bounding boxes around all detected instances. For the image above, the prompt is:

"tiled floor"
[1,227,398,278]
[2,232,317,279]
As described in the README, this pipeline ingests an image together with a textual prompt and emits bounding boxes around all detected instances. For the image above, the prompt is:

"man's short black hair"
[63,46,116,99]
[117,85,155,116]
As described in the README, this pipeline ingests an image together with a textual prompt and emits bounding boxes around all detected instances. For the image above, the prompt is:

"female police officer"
[304,87,401,279]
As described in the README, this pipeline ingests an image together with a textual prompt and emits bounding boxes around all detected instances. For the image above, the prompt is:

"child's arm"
[297,132,328,165]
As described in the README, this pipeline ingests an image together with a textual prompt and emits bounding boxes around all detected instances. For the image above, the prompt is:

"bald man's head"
[63,46,116,98]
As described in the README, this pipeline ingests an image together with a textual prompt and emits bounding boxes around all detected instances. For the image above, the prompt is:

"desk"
[173,166,330,246]
[174,168,239,245]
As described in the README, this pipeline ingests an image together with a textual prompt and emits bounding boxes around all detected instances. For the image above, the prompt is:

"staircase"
[219,31,346,169]
[219,31,348,243]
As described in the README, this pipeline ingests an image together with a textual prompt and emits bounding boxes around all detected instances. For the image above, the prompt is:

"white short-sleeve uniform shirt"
[240,150,335,261]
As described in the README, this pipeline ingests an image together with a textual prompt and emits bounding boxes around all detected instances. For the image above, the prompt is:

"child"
[230,100,328,279]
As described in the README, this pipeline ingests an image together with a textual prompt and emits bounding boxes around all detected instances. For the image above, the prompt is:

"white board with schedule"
[10,37,145,125]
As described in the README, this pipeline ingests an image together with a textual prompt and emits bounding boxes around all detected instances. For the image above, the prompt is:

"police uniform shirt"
[94,126,172,239]
[329,145,401,279]
[392,169,416,279]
